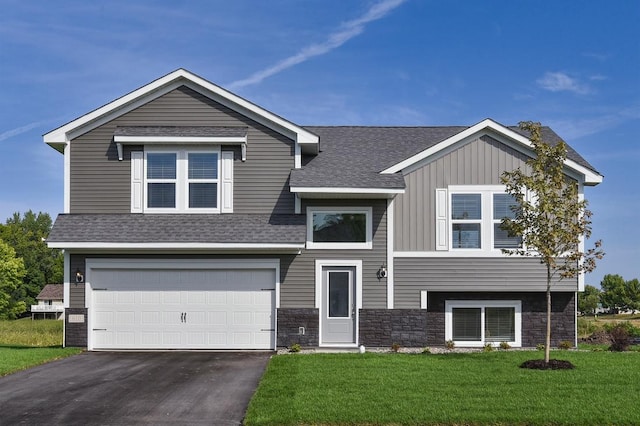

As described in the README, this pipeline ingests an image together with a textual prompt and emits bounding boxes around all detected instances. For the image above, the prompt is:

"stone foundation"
[359,309,428,347]
[64,308,88,348]
[277,308,319,348]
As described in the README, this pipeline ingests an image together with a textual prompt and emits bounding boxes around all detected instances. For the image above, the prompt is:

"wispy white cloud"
[536,72,591,95]
[545,104,640,140]
[0,120,49,142]
[227,0,406,89]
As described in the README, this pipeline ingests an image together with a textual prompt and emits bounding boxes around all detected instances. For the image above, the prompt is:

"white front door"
[321,267,356,345]
[87,263,277,350]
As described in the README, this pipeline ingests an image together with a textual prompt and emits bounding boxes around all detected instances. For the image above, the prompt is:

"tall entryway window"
[320,266,357,346]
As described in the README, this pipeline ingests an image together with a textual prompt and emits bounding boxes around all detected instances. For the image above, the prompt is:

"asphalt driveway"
[0,351,271,425]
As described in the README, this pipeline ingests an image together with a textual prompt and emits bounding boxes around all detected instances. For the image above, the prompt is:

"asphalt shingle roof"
[291,125,599,189]
[36,284,64,300]
[48,214,306,244]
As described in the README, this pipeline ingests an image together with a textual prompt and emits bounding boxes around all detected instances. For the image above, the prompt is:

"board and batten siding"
[394,257,578,309]
[69,86,295,214]
[279,199,388,310]
[394,135,530,252]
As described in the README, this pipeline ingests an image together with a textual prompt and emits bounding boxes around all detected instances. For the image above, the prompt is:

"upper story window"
[144,149,220,213]
[307,207,372,250]
[436,186,522,252]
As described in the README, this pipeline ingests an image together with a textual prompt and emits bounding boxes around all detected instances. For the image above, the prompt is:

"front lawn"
[0,319,82,376]
[245,351,640,425]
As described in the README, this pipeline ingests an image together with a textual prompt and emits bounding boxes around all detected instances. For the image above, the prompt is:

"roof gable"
[44,69,319,155]
[36,284,64,300]
[381,119,602,185]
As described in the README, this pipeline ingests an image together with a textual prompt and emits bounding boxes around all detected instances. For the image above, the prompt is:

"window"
[307,207,372,249]
[445,300,521,347]
[144,149,220,213]
[492,193,522,249]
[438,186,522,252]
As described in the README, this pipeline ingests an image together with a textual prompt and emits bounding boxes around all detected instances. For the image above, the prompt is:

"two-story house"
[45,69,602,350]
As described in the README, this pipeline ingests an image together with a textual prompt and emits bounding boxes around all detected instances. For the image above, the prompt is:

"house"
[31,284,65,320]
[44,69,602,350]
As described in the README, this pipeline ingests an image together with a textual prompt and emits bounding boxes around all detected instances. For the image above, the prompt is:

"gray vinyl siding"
[279,199,388,309]
[393,257,577,309]
[394,135,530,252]
[70,86,295,214]
[68,253,297,308]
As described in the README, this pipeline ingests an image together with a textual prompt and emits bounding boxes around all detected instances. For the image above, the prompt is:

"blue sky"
[0,0,638,285]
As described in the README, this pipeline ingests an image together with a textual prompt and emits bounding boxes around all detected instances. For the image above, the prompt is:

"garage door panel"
[90,266,275,350]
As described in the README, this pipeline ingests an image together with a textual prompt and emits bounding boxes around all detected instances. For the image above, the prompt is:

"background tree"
[500,121,603,364]
[578,284,601,315]
[0,239,27,319]
[600,274,627,313]
[625,278,640,313]
[0,211,63,309]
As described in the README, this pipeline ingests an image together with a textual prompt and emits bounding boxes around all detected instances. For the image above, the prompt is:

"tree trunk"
[545,265,552,364]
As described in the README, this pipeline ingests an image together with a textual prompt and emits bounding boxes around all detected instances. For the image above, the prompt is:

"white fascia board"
[114,135,247,144]
[291,187,404,195]
[47,242,305,251]
[44,69,319,152]
[381,118,603,185]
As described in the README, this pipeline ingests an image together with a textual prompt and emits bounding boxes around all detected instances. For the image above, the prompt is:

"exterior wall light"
[75,269,84,284]
[376,263,387,280]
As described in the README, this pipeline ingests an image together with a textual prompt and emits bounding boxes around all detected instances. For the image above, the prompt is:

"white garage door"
[88,263,276,350]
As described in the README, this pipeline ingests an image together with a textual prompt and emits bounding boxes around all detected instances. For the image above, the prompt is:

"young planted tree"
[500,121,603,365]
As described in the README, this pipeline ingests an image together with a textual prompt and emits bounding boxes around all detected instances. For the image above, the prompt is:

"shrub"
[609,324,631,352]
[536,343,545,351]
[445,340,455,350]
[604,321,640,338]
[558,340,573,350]
[391,343,401,353]
[499,341,511,350]
[421,347,431,354]
[289,343,301,353]
[482,343,493,352]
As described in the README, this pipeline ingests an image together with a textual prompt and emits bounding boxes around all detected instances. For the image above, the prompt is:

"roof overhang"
[47,241,305,253]
[381,118,603,186]
[44,68,319,155]
[290,186,404,199]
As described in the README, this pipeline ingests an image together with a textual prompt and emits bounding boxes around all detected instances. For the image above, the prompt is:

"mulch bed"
[520,359,576,370]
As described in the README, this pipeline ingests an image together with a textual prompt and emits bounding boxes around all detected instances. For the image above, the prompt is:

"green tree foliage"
[601,274,640,313]
[500,121,604,363]
[0,239,27,319]
[578,284,601,315]
[0,211,63,309]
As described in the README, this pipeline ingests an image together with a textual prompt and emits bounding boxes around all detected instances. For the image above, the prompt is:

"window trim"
[143,147,221,214]
[446,185,521,253]
[445,300,522,347]
[306,207,373,250]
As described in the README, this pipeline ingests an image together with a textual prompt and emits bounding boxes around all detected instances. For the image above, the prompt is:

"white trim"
[386,198,394,309]
[577,182,586,291]
[44,69,318,153]
[115,136,247,144]
[306,207,373,250]
[445,300,522,347]
[47,242,305,250]
[63,251,70,309]
[291,186,404,195]
[381,118,602,185]
[315,259,362,347]
[85,258,280,351]
[394,250,521,258]
[221,151,234,213]
[294,194,301,214]
[420,290,428,310]
[64,142,70,213]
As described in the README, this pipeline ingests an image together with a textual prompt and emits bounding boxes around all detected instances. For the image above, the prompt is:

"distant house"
[31,284,64,320]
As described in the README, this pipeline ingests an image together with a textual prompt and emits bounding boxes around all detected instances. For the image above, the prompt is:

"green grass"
[245,351,640,425]
[0,319,82,376]
[0,318,65,347]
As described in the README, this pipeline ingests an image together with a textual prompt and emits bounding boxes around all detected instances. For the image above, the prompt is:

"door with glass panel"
[321,267,356,345]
